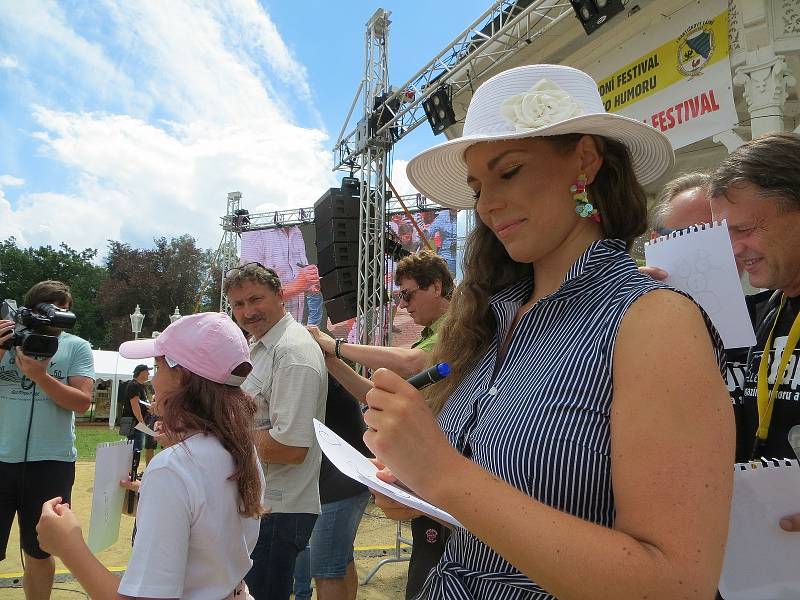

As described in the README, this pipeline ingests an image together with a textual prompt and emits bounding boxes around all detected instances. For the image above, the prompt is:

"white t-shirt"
[118,434,263,599]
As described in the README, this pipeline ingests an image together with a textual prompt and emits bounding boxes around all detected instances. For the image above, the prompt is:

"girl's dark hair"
[158,364,264,518]
[426,133,648,414]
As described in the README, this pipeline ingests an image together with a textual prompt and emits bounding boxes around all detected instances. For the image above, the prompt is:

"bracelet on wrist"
[334,338,345,359]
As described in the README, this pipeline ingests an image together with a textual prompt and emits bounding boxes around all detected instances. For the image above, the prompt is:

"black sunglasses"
[224,261,279,280]
[396,286,420,303]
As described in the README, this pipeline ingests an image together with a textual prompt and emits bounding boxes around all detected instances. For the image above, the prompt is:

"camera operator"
[0,280,94,600]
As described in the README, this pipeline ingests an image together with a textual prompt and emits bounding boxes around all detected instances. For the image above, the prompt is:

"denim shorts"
[309,490,370,578]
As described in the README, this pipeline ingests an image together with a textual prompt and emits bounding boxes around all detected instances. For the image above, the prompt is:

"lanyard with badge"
[752,293,800,458]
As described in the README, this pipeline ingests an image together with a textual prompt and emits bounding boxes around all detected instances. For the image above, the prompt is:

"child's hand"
[120,476,141,494]
[36,497,83,557]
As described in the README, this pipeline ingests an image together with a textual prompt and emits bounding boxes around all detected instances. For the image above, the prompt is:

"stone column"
[734,49,796,137]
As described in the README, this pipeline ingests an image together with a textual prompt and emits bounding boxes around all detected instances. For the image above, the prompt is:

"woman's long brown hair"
[426,134,647,415]
[157,365,265,518]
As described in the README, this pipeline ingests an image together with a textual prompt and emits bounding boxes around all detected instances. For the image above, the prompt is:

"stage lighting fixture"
[368,91,401,142]
[233,208,250,229]
[570,0,624,35]
[423,85,457,135]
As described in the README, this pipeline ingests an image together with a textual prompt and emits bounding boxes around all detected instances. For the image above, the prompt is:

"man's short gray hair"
[223,262,282,295]
[649,172,710,230]
[709,132,800,212]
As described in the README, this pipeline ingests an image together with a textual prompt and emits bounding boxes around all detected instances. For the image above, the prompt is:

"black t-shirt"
[734,291,800,462]
[121,380,149,424]
[319,376,371,504]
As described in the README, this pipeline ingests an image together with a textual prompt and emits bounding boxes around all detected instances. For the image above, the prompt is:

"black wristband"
[335,338,345,359]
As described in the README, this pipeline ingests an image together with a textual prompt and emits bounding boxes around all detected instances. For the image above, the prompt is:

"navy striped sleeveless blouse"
[418,239,724,600]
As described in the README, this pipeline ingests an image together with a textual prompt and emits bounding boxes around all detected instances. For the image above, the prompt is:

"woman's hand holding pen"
[363,368,464,505]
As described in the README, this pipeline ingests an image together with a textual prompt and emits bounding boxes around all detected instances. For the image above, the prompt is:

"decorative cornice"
[777,0,800,37]
[734,53,797,111]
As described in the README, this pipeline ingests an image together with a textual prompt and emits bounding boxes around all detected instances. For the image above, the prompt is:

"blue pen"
[406,362,450,390]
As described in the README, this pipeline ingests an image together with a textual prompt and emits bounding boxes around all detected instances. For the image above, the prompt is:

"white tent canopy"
[92,350,153,428]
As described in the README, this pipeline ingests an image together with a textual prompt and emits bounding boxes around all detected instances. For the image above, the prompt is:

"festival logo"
[676,21,715,79]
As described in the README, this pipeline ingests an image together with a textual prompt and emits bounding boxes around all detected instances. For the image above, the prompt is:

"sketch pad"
[88,439,133,552]
[720,459,800,599]
[313,419,462,527]
[644,220,755,348]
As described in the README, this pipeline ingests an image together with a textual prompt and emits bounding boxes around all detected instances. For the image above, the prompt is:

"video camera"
[0,300,77,358]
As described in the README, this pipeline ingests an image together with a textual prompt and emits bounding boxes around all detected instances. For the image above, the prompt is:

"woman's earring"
[571,174,600,222]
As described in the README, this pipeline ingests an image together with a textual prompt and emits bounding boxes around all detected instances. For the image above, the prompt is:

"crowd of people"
[1,62,799,600]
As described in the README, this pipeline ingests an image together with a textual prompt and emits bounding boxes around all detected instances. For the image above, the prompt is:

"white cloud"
[1,1,337,254]
[389,159,420,197]
[0,2,143,108]
[0,175,25,187]
[0,55,19,69]
[0,188,26,243]
[13,106,335,252]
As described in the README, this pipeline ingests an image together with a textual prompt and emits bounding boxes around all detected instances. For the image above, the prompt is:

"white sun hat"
[406,64,675,209]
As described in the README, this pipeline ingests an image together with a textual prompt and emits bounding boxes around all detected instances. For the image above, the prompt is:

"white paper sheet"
[88,439,133,552]
[644,220,756,348]
[719,460,800,599]
[134,421,157,437]
[313,419,462,527]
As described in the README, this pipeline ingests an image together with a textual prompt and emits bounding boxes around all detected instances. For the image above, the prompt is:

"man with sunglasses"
[223,262,327,600]
[307,251,453,600]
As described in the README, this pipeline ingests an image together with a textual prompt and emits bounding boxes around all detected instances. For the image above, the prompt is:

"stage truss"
[217,1,575,333]
[333,1,573,345]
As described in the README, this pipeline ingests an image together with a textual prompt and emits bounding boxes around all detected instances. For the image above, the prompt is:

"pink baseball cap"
[119,312,251,386]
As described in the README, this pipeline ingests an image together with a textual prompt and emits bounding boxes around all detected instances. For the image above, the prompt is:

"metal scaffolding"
[333,0,574,170]
[218,192,242,315]
[217,3,575,321]
[215,192,445,313]
[333,1,574,344]
[357,9,393,346]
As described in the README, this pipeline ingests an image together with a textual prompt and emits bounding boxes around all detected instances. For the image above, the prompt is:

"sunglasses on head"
[224,262,279,280]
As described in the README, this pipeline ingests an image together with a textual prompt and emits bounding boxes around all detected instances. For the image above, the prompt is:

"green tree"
[0,237,107,346]
[98,235,212,348]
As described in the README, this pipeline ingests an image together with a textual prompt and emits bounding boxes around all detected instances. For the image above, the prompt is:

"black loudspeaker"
[321,267,357,299]
[325,292,357,324]
[315,187,360,323]
[318,242,358,276]
[315,219,359,258]
[314,187,359,225]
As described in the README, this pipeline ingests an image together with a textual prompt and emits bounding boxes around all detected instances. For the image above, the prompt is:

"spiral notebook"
[644,220,755,349]
[88,439,133,552]
[719,459,800,599]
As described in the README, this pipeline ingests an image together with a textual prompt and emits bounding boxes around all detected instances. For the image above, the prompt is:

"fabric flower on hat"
[500,79,584,131]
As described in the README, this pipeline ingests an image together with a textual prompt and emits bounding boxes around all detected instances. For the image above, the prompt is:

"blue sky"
[0,0,490,255]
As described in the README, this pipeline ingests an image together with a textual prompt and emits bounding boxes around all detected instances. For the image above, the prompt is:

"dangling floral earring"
[571,174,600,223]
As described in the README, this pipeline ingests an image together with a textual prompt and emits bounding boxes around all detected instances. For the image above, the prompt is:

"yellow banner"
[597,10,729,112]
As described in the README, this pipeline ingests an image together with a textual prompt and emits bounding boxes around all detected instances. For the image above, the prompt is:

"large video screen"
[238,208,457,349]
[240,222,320,327]
[388,208,458,275]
